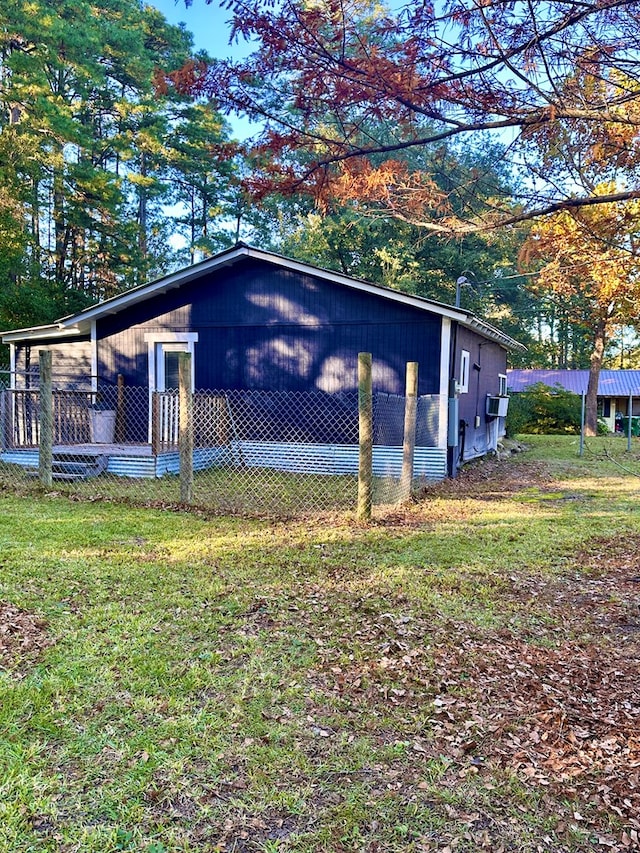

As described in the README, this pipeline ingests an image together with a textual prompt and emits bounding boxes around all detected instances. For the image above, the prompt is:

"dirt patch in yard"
[443,531,640,840]
[431,624,640,835]
[419,455,550,500]
[0,601,53,674]
[509,534,640,638]
[425,533,640,840]
[479,534,640,835]
[293,527,640,849]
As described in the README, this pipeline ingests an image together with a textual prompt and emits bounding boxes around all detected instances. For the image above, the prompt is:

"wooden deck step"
[53,453,107,480]
[26,452,108,481]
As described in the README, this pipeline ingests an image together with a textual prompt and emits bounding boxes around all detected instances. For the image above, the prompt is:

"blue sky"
[149,0,242,58]
[149,0,256,138]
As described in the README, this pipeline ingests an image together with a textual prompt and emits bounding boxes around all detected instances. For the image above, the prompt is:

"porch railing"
[3,389,93,448]
[151,391,230,454]
[151,390,179,454]
[2,388,232,452]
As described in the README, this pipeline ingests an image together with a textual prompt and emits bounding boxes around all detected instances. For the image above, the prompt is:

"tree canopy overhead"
[179,0,640,234]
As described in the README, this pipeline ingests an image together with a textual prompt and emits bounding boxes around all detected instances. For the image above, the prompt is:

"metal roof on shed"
[507,369,640,397]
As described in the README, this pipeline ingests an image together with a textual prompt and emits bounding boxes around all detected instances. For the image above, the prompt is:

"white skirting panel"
[231,441,447,480]
[1,443,448,481]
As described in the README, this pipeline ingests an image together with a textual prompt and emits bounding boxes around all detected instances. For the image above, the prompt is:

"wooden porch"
[0,442,230,479]
[0,387,230,456]
[0,387,226,478]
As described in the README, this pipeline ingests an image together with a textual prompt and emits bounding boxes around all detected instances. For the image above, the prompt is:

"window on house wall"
[159,345,187,391]
[459,350,470,393]
[144,332,198,393]
[498,373,508,396]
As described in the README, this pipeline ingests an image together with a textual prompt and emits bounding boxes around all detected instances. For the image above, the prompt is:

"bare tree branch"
[176,0,640,233]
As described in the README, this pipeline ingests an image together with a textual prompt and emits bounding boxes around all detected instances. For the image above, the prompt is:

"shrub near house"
[506,382,582,435]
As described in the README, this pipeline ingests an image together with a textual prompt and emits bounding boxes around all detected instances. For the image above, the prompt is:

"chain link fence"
[0,368,446,517]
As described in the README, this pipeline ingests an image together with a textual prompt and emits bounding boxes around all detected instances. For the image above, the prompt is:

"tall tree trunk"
[190,190,196,264]
[202,175,209,241]
[30,177,41,278]
[138,152,148,262]
[53,166,68,285]
[585,317,606,436]
[73,226,85,294]
[559,309,570,369]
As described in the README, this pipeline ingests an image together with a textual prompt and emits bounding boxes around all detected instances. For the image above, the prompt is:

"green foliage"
[506,382,582,435]
[0,0,237,330]
[167,102,238,263]
[243,143,532,329]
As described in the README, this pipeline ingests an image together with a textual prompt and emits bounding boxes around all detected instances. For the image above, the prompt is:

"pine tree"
[0,0,237,332]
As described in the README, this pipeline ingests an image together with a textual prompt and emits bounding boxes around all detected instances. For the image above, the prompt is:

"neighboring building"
[507,369,640,432]
[2,244,524,477]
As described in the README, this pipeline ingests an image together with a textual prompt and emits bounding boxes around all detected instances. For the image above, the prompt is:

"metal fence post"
[400,362,418,502]
[39,351,53,487]
[358,352,373,521]
[179,352,194,503]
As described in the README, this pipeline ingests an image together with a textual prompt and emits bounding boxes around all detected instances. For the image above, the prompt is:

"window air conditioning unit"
[486,395,509,417]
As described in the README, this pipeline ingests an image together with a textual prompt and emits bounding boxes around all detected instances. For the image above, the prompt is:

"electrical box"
[447,397,459,446]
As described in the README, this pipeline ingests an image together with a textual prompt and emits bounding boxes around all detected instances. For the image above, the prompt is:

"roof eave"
[2,244,525,351]
[1,324,85,343]
[464,315,526,352]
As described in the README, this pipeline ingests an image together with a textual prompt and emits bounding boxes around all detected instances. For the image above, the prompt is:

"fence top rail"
[3,388,96,397]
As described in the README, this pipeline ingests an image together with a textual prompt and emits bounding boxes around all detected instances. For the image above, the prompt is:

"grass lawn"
[0,434,639,852]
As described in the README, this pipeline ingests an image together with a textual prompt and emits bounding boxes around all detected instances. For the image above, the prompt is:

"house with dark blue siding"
[2,244,524,477]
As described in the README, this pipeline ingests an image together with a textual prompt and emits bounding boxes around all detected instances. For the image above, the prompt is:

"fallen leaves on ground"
[3,449,639,851]
[0,601,52,674]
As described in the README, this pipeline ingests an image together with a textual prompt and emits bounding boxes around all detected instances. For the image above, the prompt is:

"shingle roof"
[507,369,640,397]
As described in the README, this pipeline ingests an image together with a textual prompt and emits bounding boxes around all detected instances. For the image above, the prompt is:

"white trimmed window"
[459,350,470,393]
[144,332,198,393]
[498,373,508,396]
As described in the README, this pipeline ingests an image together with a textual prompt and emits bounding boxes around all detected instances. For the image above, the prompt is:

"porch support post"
[357,352,373,521]
[39,350,53,487]
[115,374,125,444]
[400,361,418,502]
[151,393,160,456]
[179,352,194,504]
[0,385,5,452]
